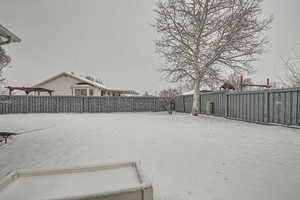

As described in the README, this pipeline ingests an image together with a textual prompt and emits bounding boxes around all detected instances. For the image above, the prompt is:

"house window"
[74,89,87,96]
[75,89,81,96]
[101,90,105,96]
[81,89,87,96]
[89,89,94,96]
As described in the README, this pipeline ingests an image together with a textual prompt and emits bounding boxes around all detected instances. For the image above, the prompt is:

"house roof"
[0,24,21,43]
[34,72,138,95]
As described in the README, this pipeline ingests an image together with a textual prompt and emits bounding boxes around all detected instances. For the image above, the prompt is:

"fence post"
[26,95,29,113]
[297,91,300,126]
[199,94,201,114]
[292,91,298,125]
[183,96,186,113]
[107,96,110,113]
[263,91,270,123]
[57,97,60,113]
[82,97,85,113]
[132,97,135,112]
[81,96,89,113]
[56,97,59,113]
[225,92,229,117]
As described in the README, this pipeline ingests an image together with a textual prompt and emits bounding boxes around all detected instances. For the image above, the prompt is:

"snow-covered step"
[0,161,152,200]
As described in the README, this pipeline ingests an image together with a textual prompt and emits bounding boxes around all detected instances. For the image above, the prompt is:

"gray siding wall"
[0,96,165,114]
[175,88,300,126]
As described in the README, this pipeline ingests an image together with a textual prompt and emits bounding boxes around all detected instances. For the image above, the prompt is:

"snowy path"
[0,112,299,200]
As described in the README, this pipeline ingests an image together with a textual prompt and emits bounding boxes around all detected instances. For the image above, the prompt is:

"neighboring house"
[34,72,138,96]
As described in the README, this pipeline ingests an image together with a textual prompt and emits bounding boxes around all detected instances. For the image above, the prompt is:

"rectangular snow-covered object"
[0,161,152,200]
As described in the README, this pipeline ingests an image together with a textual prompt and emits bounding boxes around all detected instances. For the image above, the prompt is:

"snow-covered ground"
[0,112,299,200]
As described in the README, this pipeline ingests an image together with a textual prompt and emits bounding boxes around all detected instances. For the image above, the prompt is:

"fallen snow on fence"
[0,113,300,200]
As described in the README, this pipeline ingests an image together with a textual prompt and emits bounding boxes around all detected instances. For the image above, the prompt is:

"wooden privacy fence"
[175,88,300,126]
[0,96,166,114]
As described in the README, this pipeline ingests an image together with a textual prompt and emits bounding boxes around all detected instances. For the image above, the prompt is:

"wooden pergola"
[0,24,21,46]
[6,86,53,96]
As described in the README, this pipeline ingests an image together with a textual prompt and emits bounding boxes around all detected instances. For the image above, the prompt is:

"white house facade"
[34,72,138,96]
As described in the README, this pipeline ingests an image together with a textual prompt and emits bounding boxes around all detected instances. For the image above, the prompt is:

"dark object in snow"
[0,132,16,143]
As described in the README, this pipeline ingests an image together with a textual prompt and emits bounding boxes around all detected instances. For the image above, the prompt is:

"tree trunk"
[191,79,200,116]
[168,103,173,114]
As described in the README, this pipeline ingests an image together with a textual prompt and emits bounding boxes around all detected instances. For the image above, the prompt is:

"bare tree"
[153,0,272,115]
[0,45,11,83]
[159,88,180,114]
[280,54,300,88]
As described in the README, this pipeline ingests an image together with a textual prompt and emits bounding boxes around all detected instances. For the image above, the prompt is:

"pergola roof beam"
[0,24,21,44]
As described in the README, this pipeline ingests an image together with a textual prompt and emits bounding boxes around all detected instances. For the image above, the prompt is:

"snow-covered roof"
[182,90,194,95]
[182,86,212,95]
[183,90,213,95]
[34,72,138,94]
[68,72,107,89]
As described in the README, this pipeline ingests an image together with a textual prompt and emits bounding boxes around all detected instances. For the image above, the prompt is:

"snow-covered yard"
[0,112,300,200]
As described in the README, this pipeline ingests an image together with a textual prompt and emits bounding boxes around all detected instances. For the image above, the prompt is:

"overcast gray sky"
[1,0,299,93]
